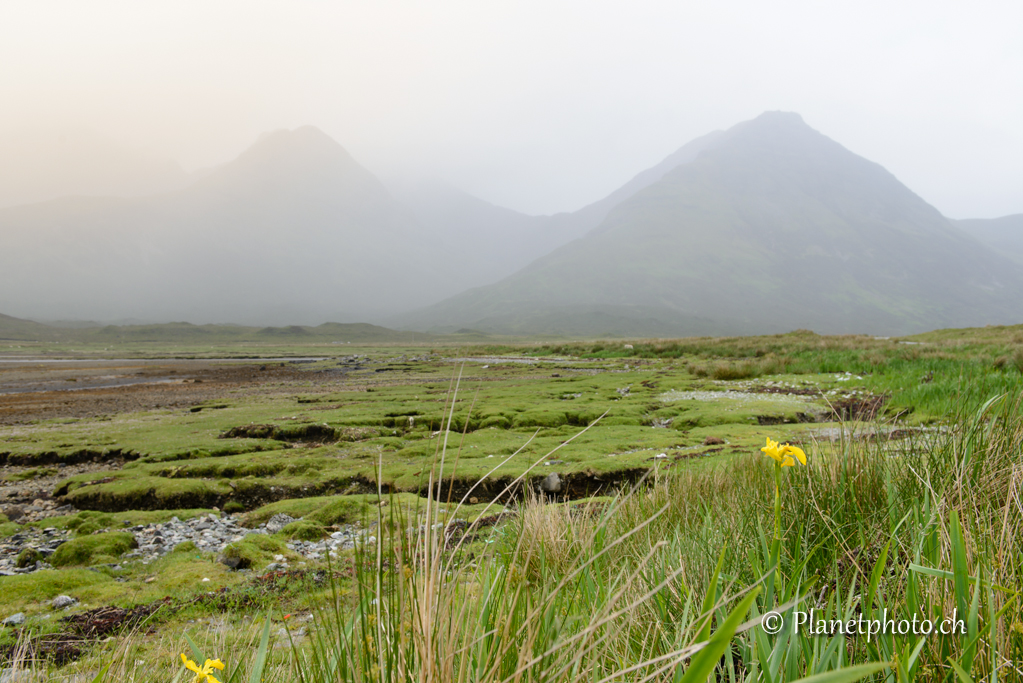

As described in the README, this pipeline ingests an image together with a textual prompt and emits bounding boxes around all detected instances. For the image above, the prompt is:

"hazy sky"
[2,1,1021,218]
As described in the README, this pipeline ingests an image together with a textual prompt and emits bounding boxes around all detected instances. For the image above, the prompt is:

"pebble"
[120,512,366,567]
[122,513,255,565]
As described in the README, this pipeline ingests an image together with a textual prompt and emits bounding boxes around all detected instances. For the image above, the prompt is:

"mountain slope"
[398,112,1022,336]
[955,214,1023,265]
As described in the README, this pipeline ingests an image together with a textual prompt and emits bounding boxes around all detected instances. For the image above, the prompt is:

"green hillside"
[400,112,1023,336]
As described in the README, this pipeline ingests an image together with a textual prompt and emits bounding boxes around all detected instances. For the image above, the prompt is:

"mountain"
[0,129,193,209]
[955,215,1023,265]
[397,112,1023,336]
[0,127,474,325]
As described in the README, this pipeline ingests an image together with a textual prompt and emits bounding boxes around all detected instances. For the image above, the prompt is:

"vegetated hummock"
[1,326,1022,680]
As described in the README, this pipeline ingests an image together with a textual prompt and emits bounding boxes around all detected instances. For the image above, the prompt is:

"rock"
[616,386,631,397]
[3,506,24,523]
[265,514,298,534]
[263,562,288,572]
[51,595,77,610]
[540,472,562,494]
[2,613,25,627]
[0,668,35,683]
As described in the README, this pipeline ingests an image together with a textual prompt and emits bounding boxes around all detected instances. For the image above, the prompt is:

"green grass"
[31,508,216,532]
[1,466,58,481]
[4,328,1023,680]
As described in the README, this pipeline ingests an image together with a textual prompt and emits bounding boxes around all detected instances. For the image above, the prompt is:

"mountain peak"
[751,110,806,125]
[196,126,388,202]
[723,110,821,145]
[237,126,356,171]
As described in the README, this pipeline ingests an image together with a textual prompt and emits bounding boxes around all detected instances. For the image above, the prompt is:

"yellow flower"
[760,438,806,467]
[760,438,785,464]
[781,444,806,466]
[181,654,225,683]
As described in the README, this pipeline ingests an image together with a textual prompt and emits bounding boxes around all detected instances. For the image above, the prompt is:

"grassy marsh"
[1,326,1022,680]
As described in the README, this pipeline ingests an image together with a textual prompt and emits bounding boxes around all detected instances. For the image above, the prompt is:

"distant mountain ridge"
[955,214,1023,265]
[396,112,1023,336]
[0,311,426,343]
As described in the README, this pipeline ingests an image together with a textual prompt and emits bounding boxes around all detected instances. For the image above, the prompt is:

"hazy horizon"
[2,1,1022,219]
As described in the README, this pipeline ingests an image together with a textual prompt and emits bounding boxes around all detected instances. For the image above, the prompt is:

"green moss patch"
[220,534,293,570]
[280,520,327,540]
[50,532,139,567]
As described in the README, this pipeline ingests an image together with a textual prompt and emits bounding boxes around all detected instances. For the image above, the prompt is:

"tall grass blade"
[679,587,760,683]
[248,611,273,683]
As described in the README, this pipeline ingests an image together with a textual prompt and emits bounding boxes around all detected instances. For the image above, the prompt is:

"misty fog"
[1,2,1021,335]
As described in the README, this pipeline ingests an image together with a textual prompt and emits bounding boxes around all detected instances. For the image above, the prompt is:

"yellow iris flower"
[760,437,807,467]
[181,654,225,683]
